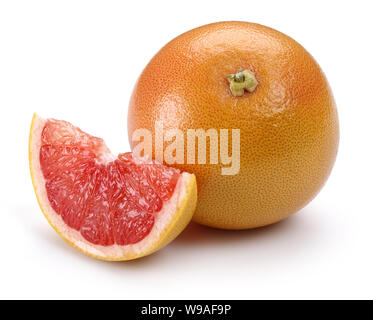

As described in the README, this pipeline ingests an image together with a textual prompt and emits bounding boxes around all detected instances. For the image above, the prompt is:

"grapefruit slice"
[29,114,197,261]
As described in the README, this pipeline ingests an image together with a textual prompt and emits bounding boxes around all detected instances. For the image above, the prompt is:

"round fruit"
[128,21,339,229]
[29,114,197,260]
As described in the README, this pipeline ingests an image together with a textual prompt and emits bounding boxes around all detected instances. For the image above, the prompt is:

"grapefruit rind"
[29,113,197,261]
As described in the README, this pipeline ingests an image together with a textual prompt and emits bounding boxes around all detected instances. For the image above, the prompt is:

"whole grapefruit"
[128,21,339,229]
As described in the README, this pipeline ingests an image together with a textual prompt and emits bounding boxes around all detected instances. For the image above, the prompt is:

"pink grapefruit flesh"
[29,114,197,261]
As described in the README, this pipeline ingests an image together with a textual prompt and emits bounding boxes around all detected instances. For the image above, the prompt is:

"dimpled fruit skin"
[128,21,339,229]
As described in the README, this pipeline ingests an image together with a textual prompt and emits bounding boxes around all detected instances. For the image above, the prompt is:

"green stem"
[227,69,258,97]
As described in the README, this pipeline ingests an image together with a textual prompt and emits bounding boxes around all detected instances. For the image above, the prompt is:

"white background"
[0,0,372,300]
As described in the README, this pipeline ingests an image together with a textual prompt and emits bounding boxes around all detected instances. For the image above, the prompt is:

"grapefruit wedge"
[29,114,197,261]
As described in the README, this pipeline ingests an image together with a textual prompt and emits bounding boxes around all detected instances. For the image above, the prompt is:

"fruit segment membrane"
[39,119,180,246]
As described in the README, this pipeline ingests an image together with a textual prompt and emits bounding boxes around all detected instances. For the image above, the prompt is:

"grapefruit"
[128,21,339,229]
[29,114,197,260]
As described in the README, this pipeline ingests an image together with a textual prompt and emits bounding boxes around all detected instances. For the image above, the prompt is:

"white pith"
[30,115,192,260]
